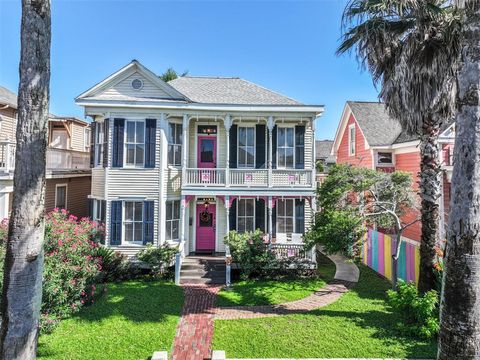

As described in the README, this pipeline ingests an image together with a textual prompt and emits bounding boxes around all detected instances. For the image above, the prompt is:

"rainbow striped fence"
[362,229,420,284]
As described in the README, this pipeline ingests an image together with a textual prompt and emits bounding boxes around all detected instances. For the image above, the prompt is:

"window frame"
[276,126,295,169]
[94,122,104,167]
[348,124,356,156]
[236,198,255,233]
[124,119,146,168]
[92,199,103,222]
[122,201,144,245]
[276,199,295,234]
[84,127,91,152]
[376,151,394,166]
[237,126,256,168]
[168,122,183,167]
[55,184,68,209]
[166,200,180,242]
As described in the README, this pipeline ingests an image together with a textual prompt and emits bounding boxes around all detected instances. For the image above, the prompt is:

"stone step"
[180,277,226,285]
[180,269,225,277]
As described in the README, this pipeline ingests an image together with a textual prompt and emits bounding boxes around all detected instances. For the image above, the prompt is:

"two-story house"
[0,86,92,219]
[332,101,455,283]
[75,60,323,260]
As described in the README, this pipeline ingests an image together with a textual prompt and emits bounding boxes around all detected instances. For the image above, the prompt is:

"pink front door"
[197,136,216,168]
[196,203,216,252]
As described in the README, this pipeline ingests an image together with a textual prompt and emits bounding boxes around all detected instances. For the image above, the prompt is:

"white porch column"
[180,195,186,256]
[267,116,274,188]
[225,195,230,234]
[224,115,232,187]
[268,196,273,242]
[311,116,317,189]
[182,114,189,185]
[158,113,168,245]
[225,195,232,287]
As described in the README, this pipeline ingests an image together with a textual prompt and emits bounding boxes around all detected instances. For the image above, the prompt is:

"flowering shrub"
[387,281,439,339]
[94,246,138,282]
[0,209,103,332]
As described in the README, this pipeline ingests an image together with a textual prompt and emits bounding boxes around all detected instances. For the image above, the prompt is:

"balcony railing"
[46,148,90,170]
[0,143,90,173]
[0,141,16,173]
[182,168,314,188]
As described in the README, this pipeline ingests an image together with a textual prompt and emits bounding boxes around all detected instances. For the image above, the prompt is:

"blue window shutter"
[103,119,109,168]
[229,199,237,231]
[272,126,277,169]
[229,125,237,168]
[145,119,156,168]
[144,201,154,245]
[255,198,265,233]
[112,118,124,168]
[295,199,305,234]
[110,201,122,245]
[90,122,96,168]
[255,125,266,169]
[295,125,305,169]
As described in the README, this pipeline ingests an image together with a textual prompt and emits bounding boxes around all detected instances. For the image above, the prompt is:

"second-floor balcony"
[0,141,90,174]
[183,168,314,188]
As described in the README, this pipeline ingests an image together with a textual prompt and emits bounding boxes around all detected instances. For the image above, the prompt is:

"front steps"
[180,256,226,285]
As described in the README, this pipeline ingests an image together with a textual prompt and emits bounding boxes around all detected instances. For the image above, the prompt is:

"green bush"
[225,230,275,279]
[137,243,177,277]
[387,281,439,339]
[94,246,138,282]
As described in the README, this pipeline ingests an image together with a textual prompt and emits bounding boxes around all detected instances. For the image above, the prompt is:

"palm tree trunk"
[0,0,51,358]
[437,3,480,359]
[418,116,441,294]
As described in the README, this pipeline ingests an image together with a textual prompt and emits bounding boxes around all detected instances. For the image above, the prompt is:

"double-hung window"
[94,122,104,166]
[168,123,182,166]
[277,127,294,168]
[124,201,143,244]
[348,124,356,156]
[92,199,103,222]
[237,199,255,233]
[238,127,255,168]
[166,200,180,241]
[55,184,67,209]
[125,120,145,167]
[277,199,294,234]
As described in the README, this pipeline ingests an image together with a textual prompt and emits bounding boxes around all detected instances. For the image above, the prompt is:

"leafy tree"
[438,2,480,358]
[159,67,188,82]
[338,0,462,293]
[305,165,418,288]
[0,0,51,358]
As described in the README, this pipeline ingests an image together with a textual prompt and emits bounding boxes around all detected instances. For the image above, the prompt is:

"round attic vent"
[131,78,143,90]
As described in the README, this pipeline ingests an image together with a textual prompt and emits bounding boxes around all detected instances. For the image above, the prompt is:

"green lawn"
[216,254,336,307]
[213,263,437,359]
[38,281,183,360]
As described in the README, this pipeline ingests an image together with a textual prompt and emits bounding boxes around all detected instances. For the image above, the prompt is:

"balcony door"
[197,136,216,168]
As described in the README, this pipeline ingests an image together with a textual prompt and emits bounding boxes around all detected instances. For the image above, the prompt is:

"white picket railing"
[183,168,226,186]
[46,148,90,170]
[271,169,313,187]
[229,169,268,187]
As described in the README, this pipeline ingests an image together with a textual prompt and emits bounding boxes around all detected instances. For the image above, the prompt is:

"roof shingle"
[168,76,303,105]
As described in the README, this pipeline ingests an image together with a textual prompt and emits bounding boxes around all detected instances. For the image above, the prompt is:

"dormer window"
[348,124,356,156]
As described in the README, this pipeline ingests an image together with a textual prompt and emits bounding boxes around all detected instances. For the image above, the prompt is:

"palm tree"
[159,67,189,82]
[0,0,51,358]
[438,2,480,358]
[337,0,461,293]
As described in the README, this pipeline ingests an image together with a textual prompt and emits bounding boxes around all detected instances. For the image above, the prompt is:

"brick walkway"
[214,280,354,320]
[170,285,221,360]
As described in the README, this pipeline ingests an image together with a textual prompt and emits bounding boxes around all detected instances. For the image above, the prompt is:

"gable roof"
[168,76,302,106]
[315,140,335,163]
[347,101,416,146]
[0,86,18,109]
[76,60,188,102]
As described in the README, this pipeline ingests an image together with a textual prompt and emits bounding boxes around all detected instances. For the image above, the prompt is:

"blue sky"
[0,0,379,140]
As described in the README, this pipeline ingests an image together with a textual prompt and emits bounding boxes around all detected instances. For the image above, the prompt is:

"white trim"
[123,119,146,168]
[165,199,181,242]
[54,183,68,209]
[195,122,219,168]
[348,123,356,156]
[236,198,256,233]
[122,200,144,245]
[276,198,295,234]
